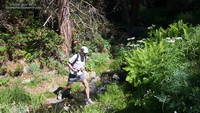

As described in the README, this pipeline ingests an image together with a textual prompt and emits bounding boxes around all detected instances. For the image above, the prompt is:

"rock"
[89,75,101,94]
[89,84,107,95]
[89,84,97,94]
[103,79,111,84]
[63,104,70,111]
[48,85,59,93]
[0,75,8,78]
[44,98,64,105]
[90,76,101,83]
[11,105,29,113]
[112,74,120,80]
[43,98,67,110]
[88,71,96,79]
[23,66,29,73]
[96,85,106,94]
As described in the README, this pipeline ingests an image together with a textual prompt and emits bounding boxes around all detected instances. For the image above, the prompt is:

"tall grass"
[0,85,44,113]
[87,52,111,74]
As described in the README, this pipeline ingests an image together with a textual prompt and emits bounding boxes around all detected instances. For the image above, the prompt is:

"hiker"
[57,46,95,105]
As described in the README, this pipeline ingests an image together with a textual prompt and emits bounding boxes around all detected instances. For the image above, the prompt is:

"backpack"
[71,54,86,66]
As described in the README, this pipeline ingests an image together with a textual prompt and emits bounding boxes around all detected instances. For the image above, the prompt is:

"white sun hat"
[81,46,89,54]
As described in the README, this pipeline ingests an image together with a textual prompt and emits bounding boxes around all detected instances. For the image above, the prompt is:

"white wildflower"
[175,37,182,40]
[167,39,175,43]
[127,37,135,41]
[137,39,145,43]
[128,44,134,47]
[133,44,140,47]
[166,37,171,40]
[147,24,155,29]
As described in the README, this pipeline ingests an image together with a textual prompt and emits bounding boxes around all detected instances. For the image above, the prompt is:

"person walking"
[57,46,95,105]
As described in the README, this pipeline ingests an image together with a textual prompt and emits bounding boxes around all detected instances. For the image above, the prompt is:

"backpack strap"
[71,54,79,66]
[84,56,86,64]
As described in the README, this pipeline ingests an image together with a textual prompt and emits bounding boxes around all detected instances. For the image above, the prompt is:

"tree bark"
[57,0,72,57]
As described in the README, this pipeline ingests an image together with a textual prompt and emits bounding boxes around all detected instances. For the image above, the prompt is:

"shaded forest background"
[1,0,200,113]
[1,0,200,43]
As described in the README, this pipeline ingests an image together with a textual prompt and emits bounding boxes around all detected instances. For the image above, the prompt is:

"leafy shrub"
[57,64,68,76]
[27,63,41,74]
[0,27,63,61]
[74,33,111,53]
[20,50,37,62]
[124,38,185,87]
[86,52,111,74]
[0,39,6,48]
[124,21,200,112]
[0,46,6,53]
[0,66,7,75]
[0,77,10,86]
[23,27,63,57]
[92,33,111,52]
[0,39,7,64]
[110,47,129,72]
[46,58,68,76]
[183,27,200,62]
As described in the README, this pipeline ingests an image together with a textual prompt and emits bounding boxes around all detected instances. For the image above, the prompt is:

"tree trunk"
[57,0,72,57]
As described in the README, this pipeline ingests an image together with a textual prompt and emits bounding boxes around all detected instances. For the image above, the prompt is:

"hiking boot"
[85,98,95,105]
[67,94,74,99]
[57,90,63,100]
[62,89,74,99]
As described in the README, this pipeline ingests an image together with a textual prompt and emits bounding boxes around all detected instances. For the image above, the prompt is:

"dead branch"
[43,14,52,27]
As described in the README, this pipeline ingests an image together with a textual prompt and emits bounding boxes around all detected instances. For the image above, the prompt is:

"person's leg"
[65,73,76,89]
[82,79,90,99]
[58,82,73,100]
[61,73,76,96]
[57,77,74,100]
[63,82,73,90]
[82,79,95,104]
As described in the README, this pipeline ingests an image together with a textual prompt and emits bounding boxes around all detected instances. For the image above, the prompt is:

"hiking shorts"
[68,72,86,83]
